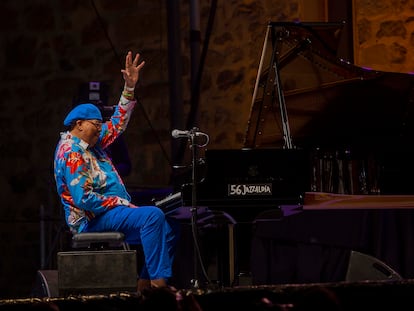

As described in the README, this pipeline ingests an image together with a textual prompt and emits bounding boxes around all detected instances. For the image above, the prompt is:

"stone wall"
[354,0,414,72]
[1,0,413,299]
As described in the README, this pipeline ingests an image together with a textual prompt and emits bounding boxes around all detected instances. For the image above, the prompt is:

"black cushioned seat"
[71,231,129,250]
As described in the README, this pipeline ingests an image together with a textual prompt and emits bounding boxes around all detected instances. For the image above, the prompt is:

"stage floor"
[4,279,414,311]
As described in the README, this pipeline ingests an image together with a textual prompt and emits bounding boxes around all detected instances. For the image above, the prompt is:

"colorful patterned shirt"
[54,96,136,233]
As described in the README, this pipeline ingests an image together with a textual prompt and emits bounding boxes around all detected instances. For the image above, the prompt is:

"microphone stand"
[188,127,211,289]
[189,128,200,289]
[172,127,210,289]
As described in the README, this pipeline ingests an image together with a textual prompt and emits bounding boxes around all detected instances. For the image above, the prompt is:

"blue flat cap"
[63,103,103,126]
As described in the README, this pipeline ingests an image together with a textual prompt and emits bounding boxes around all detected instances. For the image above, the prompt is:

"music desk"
[250,192,414,286]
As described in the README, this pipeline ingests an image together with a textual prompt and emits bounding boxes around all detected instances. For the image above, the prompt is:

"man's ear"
[75,120,83,131]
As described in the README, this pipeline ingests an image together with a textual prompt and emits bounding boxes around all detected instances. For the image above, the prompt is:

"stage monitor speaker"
[57,250,137,296]
[31,270,59,298]
[345,250,403,282]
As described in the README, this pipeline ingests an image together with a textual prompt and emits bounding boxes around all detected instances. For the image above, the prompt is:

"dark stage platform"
[23,189,414,310]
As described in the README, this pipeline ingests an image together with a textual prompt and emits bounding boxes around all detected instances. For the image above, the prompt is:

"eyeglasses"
[84,120,103,130]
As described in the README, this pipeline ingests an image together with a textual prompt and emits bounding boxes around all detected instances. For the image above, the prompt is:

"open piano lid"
[243,21,414,151]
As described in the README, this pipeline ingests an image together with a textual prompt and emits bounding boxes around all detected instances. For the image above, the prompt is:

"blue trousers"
[83,205,179,281]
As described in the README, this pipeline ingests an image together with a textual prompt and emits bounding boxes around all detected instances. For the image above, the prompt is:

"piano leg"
[172,211,238,288]
[202,219,237,287]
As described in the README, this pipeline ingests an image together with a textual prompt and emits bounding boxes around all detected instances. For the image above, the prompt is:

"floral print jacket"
[54,96,136,233]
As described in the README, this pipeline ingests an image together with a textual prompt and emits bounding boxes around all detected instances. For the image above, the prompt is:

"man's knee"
[142,206,166,225]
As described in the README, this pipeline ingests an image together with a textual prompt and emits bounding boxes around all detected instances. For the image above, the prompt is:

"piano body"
[165,21,414,215]
[163,22,414,286]
[242,22,414,285]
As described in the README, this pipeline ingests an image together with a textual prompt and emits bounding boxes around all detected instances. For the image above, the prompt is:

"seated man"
[53,51,178,290]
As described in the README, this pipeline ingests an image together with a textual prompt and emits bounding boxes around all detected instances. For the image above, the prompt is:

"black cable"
[90,0,122,68]
[177,0,218,165]
[90,0,172,167]
[137,97,172,167]
[184,0,219,288]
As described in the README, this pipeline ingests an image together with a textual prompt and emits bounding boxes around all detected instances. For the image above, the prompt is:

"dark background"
[3,0,413,300]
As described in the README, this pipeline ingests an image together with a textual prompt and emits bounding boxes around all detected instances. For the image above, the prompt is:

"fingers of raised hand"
[132,53,140,66]
[136,60,145,71]
[125,51,144,70]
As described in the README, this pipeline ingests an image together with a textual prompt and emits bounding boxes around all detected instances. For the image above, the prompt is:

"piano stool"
[56,231,137,296]
[70,231,130,250]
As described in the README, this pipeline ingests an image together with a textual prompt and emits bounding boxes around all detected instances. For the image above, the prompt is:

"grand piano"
[165,21,414,208]
[163,21,414,287]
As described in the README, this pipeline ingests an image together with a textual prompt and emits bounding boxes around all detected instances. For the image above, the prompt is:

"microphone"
[171,129,203,138]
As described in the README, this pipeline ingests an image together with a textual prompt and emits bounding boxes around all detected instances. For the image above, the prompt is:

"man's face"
[79,119,102,146]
